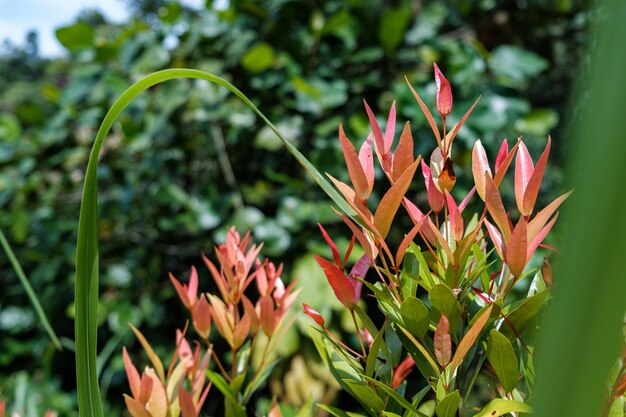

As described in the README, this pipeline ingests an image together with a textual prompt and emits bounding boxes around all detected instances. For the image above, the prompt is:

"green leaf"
[400,297,430,339]
[474,399,532,416]
[317,404,366,417]
[486,330,518,393]
[0,229,61,350]
[241,43,275,73]
[500,289,549,341]
[74,69,359,416]
[435,390,460,417]
[55,22,94,51]
[361,376,428,417]
[489,45,549,85]
[205,369,234,399]
[379,6,412,54]
[342,379,385,414]
[429,284,462,331]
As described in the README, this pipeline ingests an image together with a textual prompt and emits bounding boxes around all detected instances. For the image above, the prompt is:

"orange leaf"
[422,159,444,213]
[506,217,528,277]
[528,213,559,261]
[434,314,452,367]
[124,395,151,417]
[374,158,420,238]
[123,346,142,399]
[358,134,375,196]
[395,214,427,267]
[129,324,165,382]
[523,136,551,215]
[485,175,511,243]
[392,122,414,182]
[449,305,493,372]
[339,124,370,200]
[405,75,442,149]
[528,190,572,241]
[446,96,480,154]
[178,387,198,417]
[494,139,520,187]
[485,219,505,260]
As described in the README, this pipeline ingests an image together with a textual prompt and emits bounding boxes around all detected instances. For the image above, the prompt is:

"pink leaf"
[515,141,535,216]
[405,75,443,149]
[484,219,505,260]
[318,223,341,266]
[523,136,552,215]
[528,213,559,261]
[459,186,476,213]
[332,208,379,260]
[495,139,509,172]
[472,140,492,201]
[395,213,427,267]
[403,198,438,246]
[302,303,326,327]
[374,158,420,238]
[123,347,141,399]
[339,124,370,200]
[392,122,414,182]
[384,101,397,155]
[434,63,453,117]
[363,99,388,169]
[358,135,375,196]
[494,139,520,187]
[506,217,528,277]
[528,190,572,241]
[421,159,444,213]
[192,294,212,340]
[445,191,464,242]
[314,255,360,309]
[485,175,512,243]
[434,314,452,367]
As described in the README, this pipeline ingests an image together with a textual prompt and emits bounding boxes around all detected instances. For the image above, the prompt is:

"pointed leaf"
[318,223,341,266]
[528,191,571,241]
[484,219,505,260]
[500,290,550,341]
[472,140,492,201]
[339,124,370,200]
[384,101,397,154]
[445,191,463,242]
[527,213,559,261]
[495,139,509,172]
[124,395,151,417]
[434,63,452,117]
[314,256,359,308]
[506,217,528,277]
[430,284,462,331]
[434,315,452,367]
[485,175,511,243]
[487,330,518,393]
[392,122,414,182]
[515,141,534,215]
[523,136,551,215]
[449,305,493,372]
[358,135,375,196]
[446,96,480,152]
[364,100,386,160]
[405,76,442,148]
[493,139,520,187]
[123,347,141,399]
[374,158,420,238]
[129,324,165,382]
[422,159,444,213]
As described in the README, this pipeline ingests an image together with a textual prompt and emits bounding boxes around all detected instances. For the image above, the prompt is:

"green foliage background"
[0,0,587,415]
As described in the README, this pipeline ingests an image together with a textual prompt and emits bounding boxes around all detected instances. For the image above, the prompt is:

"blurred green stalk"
[0,228,62,350]
[533,0,626,416]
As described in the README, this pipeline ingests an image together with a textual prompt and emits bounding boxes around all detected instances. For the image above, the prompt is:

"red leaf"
[459,186,476,213]
[392,122,414,182]
[339,124,370,200]
[403,198,438,246]
[363,99,388,169]
[405,75,442,149]
[445,191,464,242]
[374,158,420,238]
[421,159,444,213]
[515,141,534,216]
[179,386,198,417]
[318,223,341,266]
[495,139,509,172]
[314,255,360,309]
[523,136,552,215]
[434,314,452,367]
[506,217,528,277]
[302,303,325,327]
[472,139,492,201]
[494,139,520,187]
[434,63,453,117]
[332,207,379,260]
